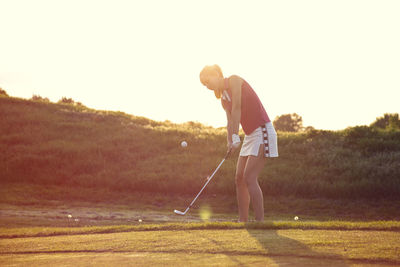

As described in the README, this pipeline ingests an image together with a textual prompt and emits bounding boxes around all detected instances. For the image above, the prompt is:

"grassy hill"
[1,95,399,201]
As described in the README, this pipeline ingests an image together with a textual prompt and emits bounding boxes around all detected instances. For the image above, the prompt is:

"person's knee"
[243,174,257,188]
[235,172,245,186]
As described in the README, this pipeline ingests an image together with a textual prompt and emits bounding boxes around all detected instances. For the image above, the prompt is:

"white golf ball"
[181,141,187,148]
[138,219,142,222]
[294,216,299,221]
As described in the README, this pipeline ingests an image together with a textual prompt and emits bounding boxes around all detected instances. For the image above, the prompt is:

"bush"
[57,96,84,106]
[58,97,75,104]
[344,126,376,140]
[371,113,400,130]
[31,94,50,102]
[344,126,400,154]
[1,96,400,200]
[0,88,9,96]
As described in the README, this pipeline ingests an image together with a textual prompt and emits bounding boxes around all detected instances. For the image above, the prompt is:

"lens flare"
[199,205,212,221]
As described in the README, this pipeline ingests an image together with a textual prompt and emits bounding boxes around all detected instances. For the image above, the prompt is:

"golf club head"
[174,209,186,215]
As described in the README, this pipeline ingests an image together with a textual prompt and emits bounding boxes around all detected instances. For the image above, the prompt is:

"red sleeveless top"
[221,77,270,135]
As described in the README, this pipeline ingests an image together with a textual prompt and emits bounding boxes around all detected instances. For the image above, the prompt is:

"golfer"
[200,64,278,222]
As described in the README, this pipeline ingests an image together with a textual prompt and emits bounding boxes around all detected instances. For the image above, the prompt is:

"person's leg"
[235,155,249,222]
[243,144,266,221]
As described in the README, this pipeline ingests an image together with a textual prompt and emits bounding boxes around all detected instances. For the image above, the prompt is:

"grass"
[1,188,399,265]
[2,221,400,239]
[1,223,400,266]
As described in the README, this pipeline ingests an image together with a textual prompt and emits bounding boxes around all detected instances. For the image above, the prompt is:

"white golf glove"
[232,134,241,149]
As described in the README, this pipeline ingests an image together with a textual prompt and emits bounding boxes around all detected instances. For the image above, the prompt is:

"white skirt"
[239,122,279,158]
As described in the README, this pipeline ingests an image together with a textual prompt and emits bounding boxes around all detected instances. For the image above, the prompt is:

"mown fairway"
[1,222,400,266]
[1,199,399,266]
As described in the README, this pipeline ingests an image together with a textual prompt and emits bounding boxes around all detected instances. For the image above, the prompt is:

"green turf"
[1,221,400,239]
[1,224,399,266]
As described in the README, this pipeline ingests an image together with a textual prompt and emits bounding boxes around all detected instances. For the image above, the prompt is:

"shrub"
[57,97,84,107]
[31,94,50,102]
[1,96,400,200]
[344,126,400,154]
[58,97,75,104]
[0,88,9,96]
[370,113,400,130]
[344,126,376,140]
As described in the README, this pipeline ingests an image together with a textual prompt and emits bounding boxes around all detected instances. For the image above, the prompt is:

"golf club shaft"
[174,149,232,215]
[186,156,226,210]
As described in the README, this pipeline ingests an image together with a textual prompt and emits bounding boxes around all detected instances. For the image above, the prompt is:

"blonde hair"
[199,64,223,99]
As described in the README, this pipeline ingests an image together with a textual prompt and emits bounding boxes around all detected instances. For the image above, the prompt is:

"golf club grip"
[225,148,233,159]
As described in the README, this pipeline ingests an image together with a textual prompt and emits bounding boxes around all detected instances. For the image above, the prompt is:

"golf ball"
[138,219,142,222]
[181,141,187,147]
[294,216,299,221]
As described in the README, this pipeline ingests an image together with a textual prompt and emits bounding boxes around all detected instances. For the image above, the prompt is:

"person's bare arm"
[223,103,233,148]
[230,75,242,135]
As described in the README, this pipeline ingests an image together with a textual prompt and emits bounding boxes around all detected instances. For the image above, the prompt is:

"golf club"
[174,149,232,216]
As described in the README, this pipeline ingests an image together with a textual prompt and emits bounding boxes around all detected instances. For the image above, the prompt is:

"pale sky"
[1,0,399,130]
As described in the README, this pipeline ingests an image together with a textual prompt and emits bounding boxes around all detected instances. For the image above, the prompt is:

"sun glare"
[0,1,399,130]
[199,205,212,221]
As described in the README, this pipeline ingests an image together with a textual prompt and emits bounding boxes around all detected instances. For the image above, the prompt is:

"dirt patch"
[0,203,235,227]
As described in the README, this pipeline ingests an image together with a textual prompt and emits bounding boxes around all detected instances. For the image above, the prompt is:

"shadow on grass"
[247,228,348,267]
[198,227,348,266]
